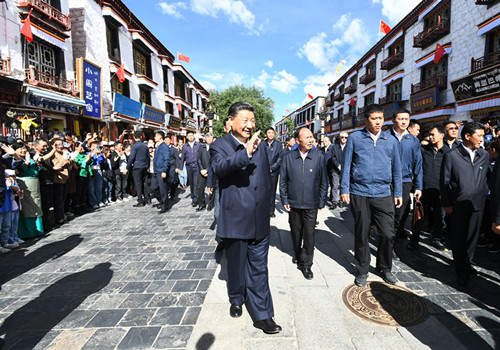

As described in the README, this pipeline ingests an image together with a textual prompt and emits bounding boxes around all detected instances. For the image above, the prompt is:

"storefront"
[111,92,142,140]
[0,76,24,136]
[142,104,166,139]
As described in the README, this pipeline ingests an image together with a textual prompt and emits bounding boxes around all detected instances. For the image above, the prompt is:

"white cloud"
[301,71,335,102]
[202,73,224,81]
[264,60,273,68]
[190,0,257,33]
[158,1,187,19]
[199,80,216,91]
[288,103,300,110]
[372,0,421,23]
[251,70,270,89]
[298,32,341,71]
[270,70,298,93]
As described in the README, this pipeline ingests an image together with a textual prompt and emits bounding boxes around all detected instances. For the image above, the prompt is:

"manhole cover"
[342,281,429,327]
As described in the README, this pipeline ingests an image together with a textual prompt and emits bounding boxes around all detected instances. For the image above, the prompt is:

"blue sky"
[123,0,421,123]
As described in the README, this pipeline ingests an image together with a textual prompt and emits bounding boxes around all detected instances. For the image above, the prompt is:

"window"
[421,56,448,83]
[486,28,500,55]
[165,102,174,114]
[387,80,402,98]
[390,39,404,58]
[423,4,450,31]
[163,68,170,93]
[111,75,129,97]
[139,87,151,105]
[106,21,120,61]
[186,88,193,105]
[174,77,186,99]
[367,61,376,78]
[27,40,60,77]
[365,93,375,106]
[133,46,150,77]
[351,76,357,90]
[339,85,344,96]
[337,110,342,121]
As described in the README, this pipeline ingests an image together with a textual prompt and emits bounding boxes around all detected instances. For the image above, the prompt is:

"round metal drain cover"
[342,281,429,327]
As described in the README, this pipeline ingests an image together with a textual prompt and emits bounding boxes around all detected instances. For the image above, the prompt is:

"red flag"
[21,9,34,43]
[307,93,313,99]
[116,64,125,83]
[434,43,445,64]
[380,21,391,35]
[285,109,290,113]
[306,120,310,125]
[178,52,190,63]
[177,103,182,112]
[349,98,356,106]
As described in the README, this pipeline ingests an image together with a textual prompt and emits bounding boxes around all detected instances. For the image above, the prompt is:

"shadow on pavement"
[195,332,215,350]
[373,282,495,350]
[0,262,113,350]
[0,234,84,286]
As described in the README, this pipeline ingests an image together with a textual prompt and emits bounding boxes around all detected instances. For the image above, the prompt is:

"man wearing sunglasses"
[443,121,461,151]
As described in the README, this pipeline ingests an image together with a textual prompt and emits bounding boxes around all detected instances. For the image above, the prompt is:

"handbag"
[413,198,424,226]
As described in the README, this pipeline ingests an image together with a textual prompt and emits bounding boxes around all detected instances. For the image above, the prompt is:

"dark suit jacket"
[280,148,328,209]
[210,133,272,240]
[324,144,333,173]
[492,160,500,223]
[127,140,150,170]
[197,145,211,172]
[169,145,180,169]
[442,139,461,152]
[153,142,170,173]
[331,143,343,173]
[441,145,489,211]
[265,139,282,177]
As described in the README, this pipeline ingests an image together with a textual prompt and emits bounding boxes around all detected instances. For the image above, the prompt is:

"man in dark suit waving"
[210,102,281,334]
[126,130,150,207]
[441,121,489,286]
[265,127,282,217]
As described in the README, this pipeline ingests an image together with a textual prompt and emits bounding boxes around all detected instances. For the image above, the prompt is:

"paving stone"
[117,326,161,349]
[181,307,202,325]
[152,325,193,349]
[117,309,156,327]
[169,269,194,280]
[171,280,199,292]
[119,281,151,293]
[85,309,127,328]
[81,328,128,350]
[150,307,186,325]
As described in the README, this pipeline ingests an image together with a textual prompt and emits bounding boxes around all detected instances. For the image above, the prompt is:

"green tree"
[284,117,295,136]
[209,85,275,138]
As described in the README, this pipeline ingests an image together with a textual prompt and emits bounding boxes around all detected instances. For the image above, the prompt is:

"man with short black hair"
[340,104,402,287]
[196,133,214,211]
[265,127,282,218]
[126,130,150,207]
[151,131,170,214]
[180,131,201,207]
[331,132,348,209]
[210,101,281,334]
[441,121,489,286]
[408,119,421,138]
[443,121,461,151]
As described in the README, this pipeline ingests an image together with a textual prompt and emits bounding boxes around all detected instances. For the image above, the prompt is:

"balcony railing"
[359,72,375,85]
[25,66,77,95]
[413,18,450,48]
[379,92,402,105]
[357,106,366,117]
[411,75,447,94]
[471,50,500,73]
[381,51,404,71]
[325,95,334,106]
[343,110,355,120]
[355,114,365,127]
[0,58,11,76]
[334,92,343,102]
[19,0,71,31]
[345,83,357,94]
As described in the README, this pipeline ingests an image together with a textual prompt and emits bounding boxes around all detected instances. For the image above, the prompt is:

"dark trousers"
[145,173,152,203]
[168,167,178,198]
[331,171,341,203]
[197,174,214,208]
[394,182,413,238]
[411,189,444,244]
[53,182,68,222]
[75,176,89,209]
[40,184,54,229]
[326,170,333,201]
[132,168,148,204]
[225,235,274,322]
[186,166,199,204]
[450,201,483,277]
[350,194,395,275]
[270,175,279,214]
[289,208,318,267]
[151,172,169,210]
[115,171,128,198]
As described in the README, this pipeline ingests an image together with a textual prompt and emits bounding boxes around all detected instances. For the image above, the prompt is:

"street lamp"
[206,110,216,134]
[317,110,328,142]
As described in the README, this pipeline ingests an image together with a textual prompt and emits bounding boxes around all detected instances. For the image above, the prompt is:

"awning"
[456,95,500,113]
[101,6,128,29]
[20,20,66,51]
[362,54,376,67]
[337,81,345,88]
[131,31,158,55]
[478,13,500,36]
[411,106,455,120]
[384,30,404,49]
[136,75,158,90]
[335,104,344,111]
[361,86,376,97]
[415,44,452,69]
[419,0,442,21]
[26,86,86,106]
[382,70,405,87]
[173,64,194,84]
[346,70,358,81]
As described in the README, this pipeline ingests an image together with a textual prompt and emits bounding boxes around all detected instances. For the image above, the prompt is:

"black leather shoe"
[133,203,145,207]
[196,206,206,211]
[469,267,479,276]
[207,206,213,211]
[355,274,368,287]
[329,203,337,210]
[191,203,197,207]
[158,208,169,214]
[270,213,276,218]
[338,201,344,208]
[301,266,313,280]
[377,269,397,285]
[392,250,400,261]
[229,303,242,318]
[253,318,282,334]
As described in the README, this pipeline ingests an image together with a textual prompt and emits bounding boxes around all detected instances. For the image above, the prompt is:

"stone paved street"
[0,191,499,349]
